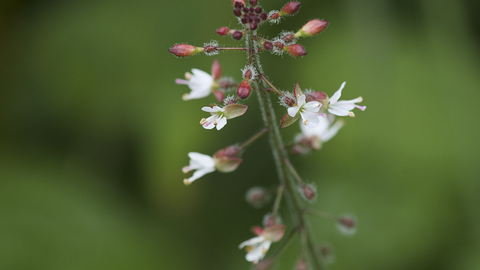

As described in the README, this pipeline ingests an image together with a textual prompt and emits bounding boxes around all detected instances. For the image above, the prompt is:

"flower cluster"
[170,0,364,268]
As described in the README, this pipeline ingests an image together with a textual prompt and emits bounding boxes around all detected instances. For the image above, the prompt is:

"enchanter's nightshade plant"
[170,0,366,269]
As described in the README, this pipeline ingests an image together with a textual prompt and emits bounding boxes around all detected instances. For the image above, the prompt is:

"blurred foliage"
[0,0,479,269]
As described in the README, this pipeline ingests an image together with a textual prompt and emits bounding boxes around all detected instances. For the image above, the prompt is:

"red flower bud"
[282,33,296,43]
[301,184,316,201]
[169,44,202,57]
[269,12,279,20]
[295,258,307,270]
[255,259,274,270]
[279,2,301,16]
[237,79,251,99]
[264,41,273,50]
[285,44,307,57]
[216,27,230,36]
[232,31,243,40]
[296,19,329,38]
[249,0,257,6]
[337,215,357,235]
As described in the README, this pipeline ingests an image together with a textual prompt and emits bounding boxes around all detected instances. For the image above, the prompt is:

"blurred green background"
[1,0,479,269]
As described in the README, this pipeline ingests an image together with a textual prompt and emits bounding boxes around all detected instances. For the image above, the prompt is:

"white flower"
[298,115,344,143]
[328,82,366,117]
[176,68,214,100]
[287,94,322,127]
[239,225,285,263]
[182,152,216,185]
[200,106,227,130]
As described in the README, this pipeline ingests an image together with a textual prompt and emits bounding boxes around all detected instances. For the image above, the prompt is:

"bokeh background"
[1,0,479,269]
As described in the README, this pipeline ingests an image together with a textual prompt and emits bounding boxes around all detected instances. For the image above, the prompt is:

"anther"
[348,111,355,117]
[200,118,208,124]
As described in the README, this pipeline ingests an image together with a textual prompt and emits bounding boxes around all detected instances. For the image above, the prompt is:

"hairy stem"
[246,33,325,270]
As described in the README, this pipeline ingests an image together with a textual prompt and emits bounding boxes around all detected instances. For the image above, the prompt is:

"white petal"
[187,167,216,183]
[202,106,222,113]
[304,101,321,113]
[239,236,265,249]
[329,81,346,104]
[202,115,217,129]
[245,243,265,262]
[188,152,215,168]
[320,120,344,142]
[187,69,213,99]
[300,115,329,137]
[301,111,320,127]
[328,106,350,117]
[297,94,306,106]
[332,101,356,111]
[288,106,300,117]
[215,117,227,130]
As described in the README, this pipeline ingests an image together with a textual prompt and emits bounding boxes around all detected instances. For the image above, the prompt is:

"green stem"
[240,128,269,149]
[245,33,325,270]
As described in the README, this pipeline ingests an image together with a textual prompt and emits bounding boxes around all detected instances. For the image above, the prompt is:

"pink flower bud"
[213,145,243,173]
[237,79,251,99]
[169,44,202,57]
[216,27,230,36]
[262,224,285,242]
[246,187,271,208]
[285,44,307,57]
[279,2,301,16]
[269,12,279,20]
[282,33,296,43]
[212,90,224,103]
[296,19,329,38]
[301,184,316,202]
[337,215,357,235]
[211,59,222,81]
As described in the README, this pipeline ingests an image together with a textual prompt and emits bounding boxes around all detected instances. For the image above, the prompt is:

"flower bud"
[262,224,285,242]
[284,44,307,57]
[264,41,273,50]
[216,27,230,36]
[269,12,279,20]
[213,145,243,173]
[295,19,329,38]
[295,258,307,270]
[337,215,357,235]
[232,31,243,40]
[263,213,281,227]
[300,183,316,202]
[245,187,271,208]
[169,44,203,57]
[279,2,301,16]
[254,259,274,270]
[233,0,245,7]
[282,33,296,43]
[320,243,335,264]
[249,0,257,6]
[212,90,224,103]
[237,79,251,99]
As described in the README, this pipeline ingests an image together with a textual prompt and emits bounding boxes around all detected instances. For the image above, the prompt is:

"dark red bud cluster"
[233,2,268,31]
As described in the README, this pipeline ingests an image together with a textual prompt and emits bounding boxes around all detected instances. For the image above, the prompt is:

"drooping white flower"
[327,82,366,117]
[182,152,216,185]
[287,94,322,127]
[176,68,214,101]
[239,225,285,263]
[200,106,227,130]
[298,115,344,144]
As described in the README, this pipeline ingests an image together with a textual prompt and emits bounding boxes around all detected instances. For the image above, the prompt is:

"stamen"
[213,119,218,125]
[262,247,268,254]
[184,72,192,80]
[200,118,208,125]
[348,111,355,117]
[357,96,363,103]
[355,105,366,111]
[182,93,190,100]
[303,119,309,125]
[182,166,190,173]
[183,179,191,185]
[175,79,189,85]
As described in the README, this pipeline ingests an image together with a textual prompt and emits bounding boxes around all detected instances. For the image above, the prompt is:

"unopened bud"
[264,41,273,50]
[295,19,329,38]
[299,183,316,202]
[320,243,335,264]
[255,259,274,270]
[237,79,251,99]
[204,45,218,54]
[260,12,268,20]
[337,215,357,235]
[233,0,245,8]
[274,41,284,50]
[232,31,243,40]
[245,187,271,208]
[279,2,301,16]
[169,44,203,57]
[250,23,258,30]
[282,33,296,43]
[269,12,279,20]
[213,145,243,173]
[249,0,257,6]
[216,27,230,36]
[263,213,281,227]
[285,44,307,57]
[295,258,307,270]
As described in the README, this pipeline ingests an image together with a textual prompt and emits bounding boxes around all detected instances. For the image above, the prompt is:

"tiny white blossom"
[238,225,285,263]
[176,68,213,100]
[200,106,227,130]
[182,152,216,185]
[287,94,322,127]
[328,82,366,117]
[298,115,344,143]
